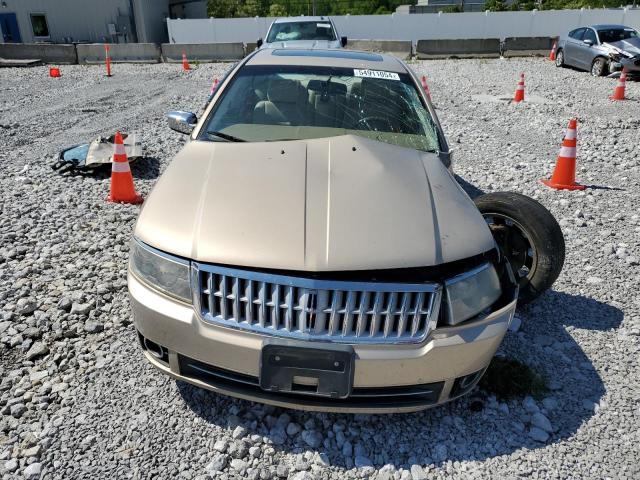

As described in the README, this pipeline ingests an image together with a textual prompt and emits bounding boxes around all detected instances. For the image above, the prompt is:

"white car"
[257,16,347,50]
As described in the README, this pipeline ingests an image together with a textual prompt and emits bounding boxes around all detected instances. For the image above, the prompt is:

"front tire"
[474,192,565,305]
[591,57,608,77]
[555,49,565,68]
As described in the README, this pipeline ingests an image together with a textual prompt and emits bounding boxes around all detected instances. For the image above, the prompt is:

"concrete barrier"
[245,42,258,56]
[346,39,413,60]
[416,39,501,59]
[76,43,160,64]
[161,43,244,62]
[503,37,556,57]
[0,43,77,64]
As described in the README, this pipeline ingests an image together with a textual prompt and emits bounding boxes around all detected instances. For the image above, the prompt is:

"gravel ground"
[1,58,639,480]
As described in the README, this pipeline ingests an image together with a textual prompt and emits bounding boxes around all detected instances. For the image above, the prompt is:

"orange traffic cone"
[421,75,432,101]
[610,69,627,101]
[541,118,585,191]
[182,51,191,71]
[107,132,143,204]
[210,78,219,95]
[49,67,61,78]
[549,41,557,61]
[513,73,525,103]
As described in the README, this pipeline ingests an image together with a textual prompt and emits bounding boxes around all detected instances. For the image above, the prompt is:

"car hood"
[263,40,341,49]
[603,37,640,56]
[135,135,495,271]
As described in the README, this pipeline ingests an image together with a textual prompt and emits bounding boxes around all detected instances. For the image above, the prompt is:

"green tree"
[237,0,263,17]
[485,0,507,11]
[207,0,238,18]
[268,3,288,16]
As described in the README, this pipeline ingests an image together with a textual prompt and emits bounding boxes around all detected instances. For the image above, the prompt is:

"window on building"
[30,14,49,37]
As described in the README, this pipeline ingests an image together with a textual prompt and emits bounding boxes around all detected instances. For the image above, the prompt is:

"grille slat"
[196,264,440,344]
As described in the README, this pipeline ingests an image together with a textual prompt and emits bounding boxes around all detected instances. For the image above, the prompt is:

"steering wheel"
[354,116,396,132]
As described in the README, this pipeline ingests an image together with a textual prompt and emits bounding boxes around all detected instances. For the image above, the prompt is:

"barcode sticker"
[353,69,400,81]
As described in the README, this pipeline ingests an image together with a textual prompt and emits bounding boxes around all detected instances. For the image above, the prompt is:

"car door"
[564,28,586,68]
[576,28,598,69]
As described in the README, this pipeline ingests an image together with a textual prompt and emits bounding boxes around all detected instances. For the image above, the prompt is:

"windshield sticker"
[354,69,400,81]
[317,23,331,28]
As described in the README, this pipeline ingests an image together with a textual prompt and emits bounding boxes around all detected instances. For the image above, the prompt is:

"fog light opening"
[143,338,167,361]
[450,368,485,398]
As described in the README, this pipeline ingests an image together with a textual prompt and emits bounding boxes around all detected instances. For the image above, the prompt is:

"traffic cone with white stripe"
[210,78,219,95]
[610,69,627,101]
[513,72,525,103]
[107,132,143,204]
[549,41,557,61]
[182,51,191,71]
[421,75,432,101]
[541,118,585,191]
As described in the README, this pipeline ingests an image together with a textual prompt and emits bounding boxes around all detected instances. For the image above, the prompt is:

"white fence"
[166,8,640,44]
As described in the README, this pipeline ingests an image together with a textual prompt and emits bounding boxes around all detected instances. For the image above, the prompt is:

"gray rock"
[24,462,42,479]
[71,302,92,316]
[213,439,228,453]
[10,403,26,418]
[230,458,246,472]
[17,298,38,315]
[25,341,49,360]
[410,464,427,480]
[4,458,19,472]
[354,455,373,468]
[528,427,549,443]
[83,320,104,333]
[232,425,247,440]
[531,412,553,433]
[291,472,315,480]
[301,429,323,449]
[205,453,228,472]
[286,422,302,436]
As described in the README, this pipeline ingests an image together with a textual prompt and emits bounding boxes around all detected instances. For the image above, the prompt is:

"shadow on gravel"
[456,174,485,199]
[176,291,622,471]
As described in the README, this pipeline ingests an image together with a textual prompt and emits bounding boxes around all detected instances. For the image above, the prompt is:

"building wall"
[0,0,168,43]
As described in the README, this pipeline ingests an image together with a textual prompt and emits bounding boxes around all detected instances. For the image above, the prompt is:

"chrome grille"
[192,263,441,344]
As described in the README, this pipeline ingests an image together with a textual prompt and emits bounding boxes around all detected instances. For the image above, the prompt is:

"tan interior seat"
[253,78,310,126]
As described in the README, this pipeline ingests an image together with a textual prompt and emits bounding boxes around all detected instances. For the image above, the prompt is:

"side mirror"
[256,38,263,48]
[341,36,348,47]
[583,39,593,46]
[167,111,197,135]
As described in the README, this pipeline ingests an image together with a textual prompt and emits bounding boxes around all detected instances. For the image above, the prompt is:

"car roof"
[246,48,407,73]
[273,16,333,24]
[590,24,630,29]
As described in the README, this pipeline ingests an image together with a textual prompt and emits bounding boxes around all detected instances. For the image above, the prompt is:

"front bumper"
[129,269,517,413]
[611,57,640,73]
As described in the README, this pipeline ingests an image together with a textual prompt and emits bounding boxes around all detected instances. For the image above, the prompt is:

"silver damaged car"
[555,24,640,76]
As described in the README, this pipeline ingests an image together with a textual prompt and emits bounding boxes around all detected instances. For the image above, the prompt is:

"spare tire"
[474,192,565,305]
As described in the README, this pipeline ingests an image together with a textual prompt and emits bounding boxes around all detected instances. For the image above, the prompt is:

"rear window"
[267,21,337,42]
[569,28,585,40]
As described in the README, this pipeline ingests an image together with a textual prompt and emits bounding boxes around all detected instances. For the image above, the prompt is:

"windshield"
[598,28,639,43]
[200,65,439,153]
[267,21,337,42]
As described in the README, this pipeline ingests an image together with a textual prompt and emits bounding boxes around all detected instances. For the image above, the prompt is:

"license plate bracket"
[259,340,355,399]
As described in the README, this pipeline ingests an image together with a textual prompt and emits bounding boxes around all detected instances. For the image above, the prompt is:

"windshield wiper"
[206,131,246,142]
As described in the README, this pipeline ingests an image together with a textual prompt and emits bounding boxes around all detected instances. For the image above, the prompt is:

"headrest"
[268,78,299,103]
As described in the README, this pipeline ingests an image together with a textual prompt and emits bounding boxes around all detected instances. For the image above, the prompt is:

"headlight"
[441,263,501,326]
[129,238,192,303]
